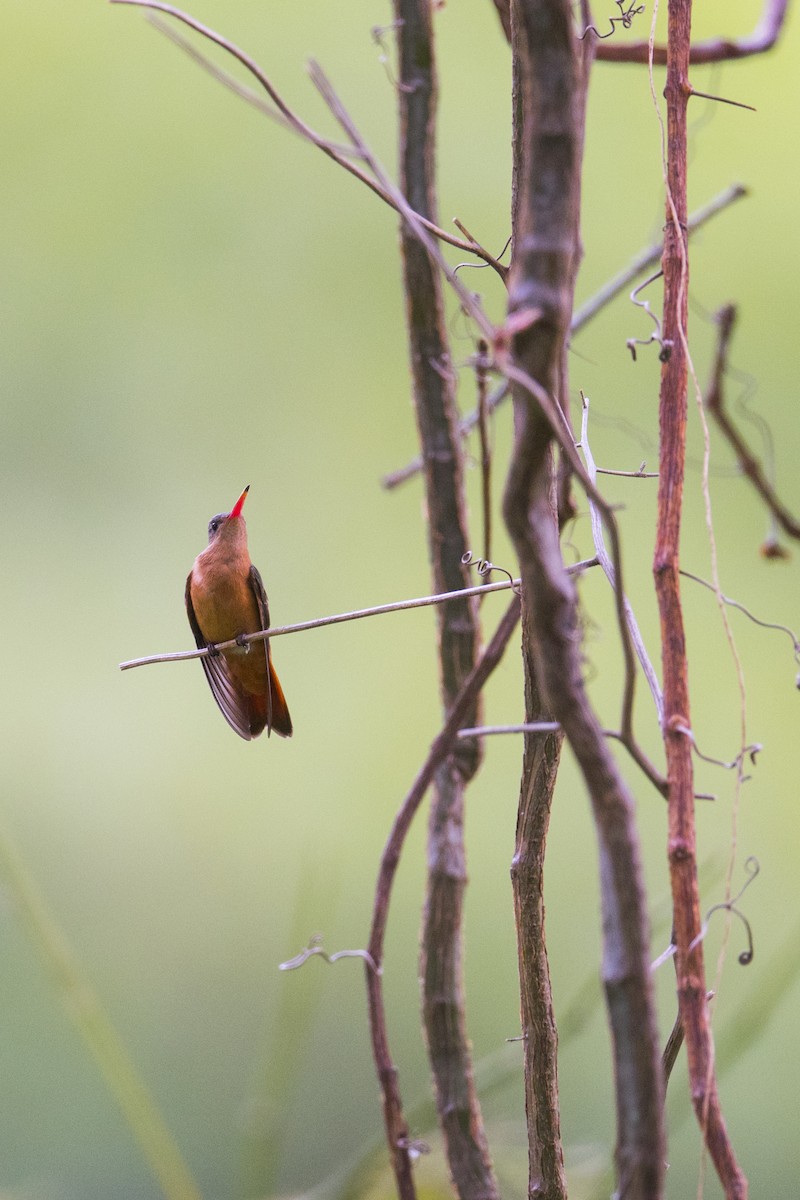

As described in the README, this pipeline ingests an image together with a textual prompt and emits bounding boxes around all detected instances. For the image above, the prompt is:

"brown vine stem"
[365,597,520,1200]
[654,1,747,1193]
[506,2,664,1195]
[595,0,788,63]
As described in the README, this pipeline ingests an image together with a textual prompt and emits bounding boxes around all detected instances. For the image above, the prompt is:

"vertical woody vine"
[111,1,792,1198]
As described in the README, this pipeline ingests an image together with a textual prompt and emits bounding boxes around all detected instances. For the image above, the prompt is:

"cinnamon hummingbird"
[185,485,292,740]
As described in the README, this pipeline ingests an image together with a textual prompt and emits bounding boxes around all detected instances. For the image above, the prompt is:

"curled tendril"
[689,856,760,966]
[279,934,380,975]
[461,550,521,595]
[626,271,674,362]
[579,0,646,40]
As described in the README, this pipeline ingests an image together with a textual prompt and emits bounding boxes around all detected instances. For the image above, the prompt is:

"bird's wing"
[185,573,255,741]
[248,565,274,735]
[249,566,292,738]
[248,564,271,629]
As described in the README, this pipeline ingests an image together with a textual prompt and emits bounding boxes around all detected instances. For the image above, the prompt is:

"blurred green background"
[2,2,799,1197]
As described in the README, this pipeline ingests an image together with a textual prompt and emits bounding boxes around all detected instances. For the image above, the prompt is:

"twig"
[382,381,509,490]
[365,597,521,1200]
[689,88,756,113]
[119,562,597,672]
[680,568,800,665]
[706,303,800,542]
[118,578,515,671]
[384,183,746,492]
[110,0,507,274]
[144,14,358,155]
[579,393,667,758]
[490,0,512,42]
[475,340,493,565]
[594,0,788,63]
[457,722,561,738]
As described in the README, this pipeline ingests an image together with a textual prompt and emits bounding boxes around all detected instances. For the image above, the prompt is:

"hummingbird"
[185,485,292,740]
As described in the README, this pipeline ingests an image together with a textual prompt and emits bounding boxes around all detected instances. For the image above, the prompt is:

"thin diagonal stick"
[110,0,506,272]
[580,395,665,728]
[118,570,597,671]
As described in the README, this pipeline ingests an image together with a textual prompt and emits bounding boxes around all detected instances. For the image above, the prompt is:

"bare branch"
[110,0,506,273]
[706,303,800,543]
[118,578,521,671]
[579,394,667,766]
[490,0,512,43]
[594,0,788,63]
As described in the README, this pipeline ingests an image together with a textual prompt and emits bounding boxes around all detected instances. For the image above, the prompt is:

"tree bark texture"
[393,4,498,1199]
[504,2,665,1195]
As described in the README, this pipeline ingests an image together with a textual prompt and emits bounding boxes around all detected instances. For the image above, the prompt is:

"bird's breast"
[190,556,261,645]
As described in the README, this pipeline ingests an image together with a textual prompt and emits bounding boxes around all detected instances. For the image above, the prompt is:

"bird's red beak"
[229,484,250,520]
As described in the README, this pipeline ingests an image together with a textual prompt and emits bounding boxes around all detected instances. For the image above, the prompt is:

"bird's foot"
[206,642,221,658]
[235,633,251,654]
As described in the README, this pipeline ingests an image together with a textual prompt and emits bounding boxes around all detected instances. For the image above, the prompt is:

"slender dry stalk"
[504,2,665,1195]
[655,2,747,1195]
[391,4,498,1197]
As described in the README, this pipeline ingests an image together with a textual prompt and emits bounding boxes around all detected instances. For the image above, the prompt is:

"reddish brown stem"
[655,4,747,1195]
[365,599,520,1200]
[595,0,787,63]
